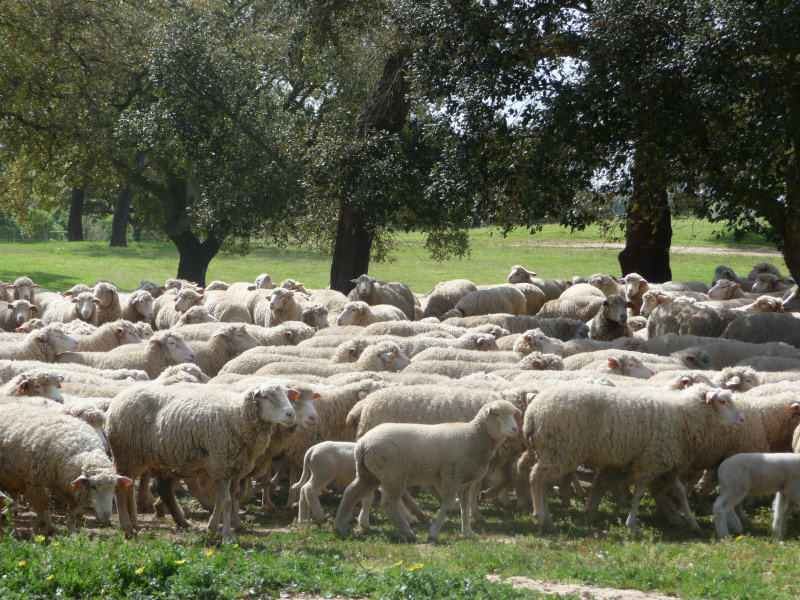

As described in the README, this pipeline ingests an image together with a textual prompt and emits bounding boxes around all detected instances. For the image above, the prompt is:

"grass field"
[0,219,785,293]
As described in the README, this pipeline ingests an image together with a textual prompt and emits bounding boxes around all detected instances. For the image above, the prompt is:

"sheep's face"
[204,281,229,291]
[620,274,647,299]
[180,306,219,325]
[255,274,276,290]
[507,265,536,284]
[135,323,154,340]
[484,400,521,439]
[139,281,165,298]
[7,300,37,326]
[704,389,744,428]
[679,349,712,371]
[602,296,629,324]
[722,370,760,392]
[93,284,118,308]
[253,385,296,426]
[174,290,203,313]
[674,373,715,390]
[748,262,779,281]
[304,306,329,329]
[523,329,563,356]
[72,292,100,322]
[712,265,738,287]
[783,286,800,313]
[18,373,64,402]
[269,288,293,311]
[588,274,617,296]
[281,279,308,294]
[627,317,647,333]
[743,296,782,313]
[73,472,131,523]
[375,347,411,371]
[336,303,362,327]
[521,352,563,371]
[292,391,320,429]
[39,327,80,354]
[117,324,143,345]
[158,335,195,364]
[350,275,376,297]
[608,356,654,379]
[752,273,787,294]
[231,327,259,353]
[708,279,739,300]
[134,293,155,320]
[16,318,44,333]
[11,279,38,301]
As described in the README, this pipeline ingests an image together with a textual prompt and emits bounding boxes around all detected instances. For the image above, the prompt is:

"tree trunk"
[67,187,85,242]
[110,181,135,247]
[617,152,672,283]
[330,204,374,294]
[170,230,221,288]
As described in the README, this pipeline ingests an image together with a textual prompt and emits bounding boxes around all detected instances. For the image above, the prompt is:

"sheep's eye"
[168,340,175,345]
[719,399,726,404]
[57,384,62,388]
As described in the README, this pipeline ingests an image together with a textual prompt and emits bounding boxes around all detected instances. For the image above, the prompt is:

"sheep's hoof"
[334,527,349,538]
[155,504,166,519]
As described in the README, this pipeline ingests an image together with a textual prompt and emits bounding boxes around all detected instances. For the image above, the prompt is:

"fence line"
[0,227,168,244]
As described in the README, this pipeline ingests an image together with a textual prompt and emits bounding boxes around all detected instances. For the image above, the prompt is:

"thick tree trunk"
[170,230,221,288]
[110,181,135,247]
[617,153,672,283]
[67,187,85,242]
[330,205,374,294]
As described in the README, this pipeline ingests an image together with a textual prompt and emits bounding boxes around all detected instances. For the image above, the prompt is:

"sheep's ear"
[6,304,12,310]
[617,278,625,284]
[525,392,537,404]
[116,476,134,489]
[282,331,293,340]
[303,309,312,317]
[71,475,90,491]
[252,388,263,399]
[525,269,537,276]
[607,357,620,369]
[247,285,256,291]
[484,406,494,416]
[32,284,40,289]
[71,298,79,304]
[312,392,322,400]
[602,300,610,306]
[350,278,358,283]
[705,392,715,404]
[530,359,543,369]
[31,306,39,313]
[677,376,691,389]
[286,291,295,297]
[148,338,164,346]
[115,327,125,335]
[58,375,65,382]
[287,389,301,401]
[17,378,30,393]
[197,289,205,295]
[788,403,800,413]
[725,376,741,389]
[626,301,635,309]
[523,334,532,342]
[4,285,14,290]
[358,390,368,400]
[732,284,740,290]
[347,347,357,356]
[93,299,101,305]
[369,278,377,284]
[379,352,396,363]
[514,408,522,421]
[160,286,167,291]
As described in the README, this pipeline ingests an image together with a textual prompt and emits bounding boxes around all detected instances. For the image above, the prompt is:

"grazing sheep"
[440,286,528,320]
[348,275,417,321]
[589,295,633,341]
[202,290,253,324]
[174,305,220,326]
[721,313,800,347]
[525,384,743,532]
[120,290,155,324]
[106,382,297,541]
[337,301,408,327]
[420,279,478,319]
[185,325,260,377]
[712,265,753,292]
[536,296,604,323]
[43,292,100,326]
[334,399,520,541]
[253,288,303,327]
[0,369,65,402]
[55,331,195,379]
[0,404,131,535]
[713,453,800,538]
[0,299,39,332]
[93,281,122,324]
[302,304,330,329]
[154,289,205,330]
[0,324,79,362]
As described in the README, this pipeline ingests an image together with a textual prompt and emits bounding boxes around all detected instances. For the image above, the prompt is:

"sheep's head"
[588,273,618,296]
[744,296,784,313]
[708,279,740,300]
[336,301,365,326]
[607,356,654,379]
[204,281,229,291]
[507,265,536,284]
[350,274,377,297]
[6,299,38,326]
[150,333,195,364]
[712,265,739,287]
[115,322,143,345]
[13,370,64,402]
[131,290,155,320]
[521,328,563,356]
[35,324,80,354]
[602,295,631,324]
[174,289,204,313]
[618,273,648,299]
[269,288,294,311]
[251,384,296,427]
[702,388,744,428]
[752,273,787,294]
[177,305,219,325]
[72,292,101,321]
[93,281,119,308]
[8,276,38,301]
[254,274,276,290]
[72,471,132,523]
[483,399,521,439]
[214,325,259,353]
[303,304,329,329]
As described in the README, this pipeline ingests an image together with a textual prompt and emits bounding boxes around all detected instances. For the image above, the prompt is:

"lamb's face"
[139,281,164,298]
[484,400,521,440]
[608,356,654,379]
[41,327,80,354]
[232,327,259,353]
[705,389,744,428]
[73,293,100,322]
[743,296,783,313]
[162,335,195,363]
[135,294,155,320]
[523,329,563,356]
[254,385,296,426]
[7,300,37,326]
[336,303,362,327]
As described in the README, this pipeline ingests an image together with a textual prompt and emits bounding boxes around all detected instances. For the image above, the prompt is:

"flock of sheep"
[0,261,800,544]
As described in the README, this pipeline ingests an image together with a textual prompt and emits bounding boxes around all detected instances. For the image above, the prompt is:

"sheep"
[217,345,335,376]
[512,283,547,315]
[72,320,142,352]
[202,290,253,324]
[15,318,45,333]
[106,382,297,541]
[691,340,800,369]
[647,301,752,338]
[441,314,589,340]
[440,286,528,320]
[587,273,625,297]
[0,369,65,402]
[411,347,519,365]
[93,281,123,324]
[736,356,800,371]
[164,278,201,292]
[253,288,303,327]
[334,398,520,541]
[640,290,711,318]
[302,304,330,330]
[0,404,131,535]
[506,266,567,300]
[0,324,79,362]
[360,321,465,338]
[401,359,512,379]
[204,281,230,291]
[525,384,743,532]
[565,347,710,372]
[0,299,39,332]
[133,279,166,298]
[63,319,98,336]
[575,355,657,379]
[536,296,604,323]
[174,305,220,326]
[120,290,155,324]
[0,359,148,385]
[721,313,800,347]
[588,295,633,341]
[748,261,787,281]
[713,453,800,538]
[783,286,800,312]
[420,279,478,319]
[559,283,605,300]
[134,322,154,340]
[741,295,788,314]
[154,288,205,330]
[348,274,417,320]
[185,324,259,377]
[337,301,408,327]
[751,273,794,294]
[307,289,350,317]
[55,331,195,379]
[5,275,40,304]
[333,332,498,363]
[255,341,412,378]
[713,367,761,393]
[228,275,276,304]
[153,363,212,384]
[712,264,753,291]
[43,292,100,326]
[173,320,314,347]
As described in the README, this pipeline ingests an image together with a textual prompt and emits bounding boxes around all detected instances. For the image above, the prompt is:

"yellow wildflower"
[174,559,186,565]
[205,549,215,557]
[408,564,424,572]
[394,560,403,567]
[51,542,59,547]
[17,561,26,567]
[135,567,145,575]
[46,575,55,581]
[34,535,46,542]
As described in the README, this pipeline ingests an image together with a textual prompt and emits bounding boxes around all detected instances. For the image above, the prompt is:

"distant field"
[0,220,785,293]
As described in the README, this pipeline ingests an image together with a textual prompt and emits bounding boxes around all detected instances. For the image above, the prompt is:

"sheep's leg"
[624,483,647,533]
[713,491,741,538]
[334,476,379,536]
[479,465,512,503]
[734,502,749,525]
[695,469,718,500]
[512,457,533,513]
[651,488,683,526]
[126,478,139,530]
[229,479,247,531]
[136,469,156,513]
[530,481,554,532]
[571,472,587,497]
[401,490,430,523]
[28,490,56,536]
[157,474,191,529]
[498,486,512,508]
[557,473,574,507]
[284,463,300,508]
[772,491,790,539]
[300,471,332,523]
[585,468,616,521]
[357,490,374,529]
[209,478,234,543]
[184,477,215,512]
[383,492,418,542]
[470,481,486,526]
[459,483,477,538]
[427,483,458,543]
[666,475,701,532]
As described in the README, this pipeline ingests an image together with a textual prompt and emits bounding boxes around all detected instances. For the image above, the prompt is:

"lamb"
[707,278,755,302]
[0,324,79,362]
[92,281,122,324]
[55,331,195,379]
[440,286,528,320]
[73,320,142,352]
[5,275,39,303]
[420,279,478,319]
[43,292,100,326]
[120,290,155,324]
[336,301,408,326]
[640,290,710,318]
[334,399,520,541]
[133,280,166,298]
[154,288,205,330]
[524,384,744,533]
[506,266,567,300]
[721,313,800,347]
[174,305,220,326]
[185,324,260,377]
[588,295,633,341]
[134,322,154,340]
[713,453,800,538]
[0,404,131,535]
[228,274,276,300]
[253,288,303,327]
[536,296,604,323]
[0,299,39,332]
[302,304,330,329]
[0,369,65,402]
[106,382,297,541]
[202,290,253,324]
[348,274,417,320]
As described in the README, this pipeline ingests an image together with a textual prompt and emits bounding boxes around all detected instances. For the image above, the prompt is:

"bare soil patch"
[485,574,679,600]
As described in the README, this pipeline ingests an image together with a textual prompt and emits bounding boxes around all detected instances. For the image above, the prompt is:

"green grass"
[0,220,785,293]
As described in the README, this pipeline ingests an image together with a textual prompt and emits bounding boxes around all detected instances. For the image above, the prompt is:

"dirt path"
[512,240,780,257]
[485,574,680,600]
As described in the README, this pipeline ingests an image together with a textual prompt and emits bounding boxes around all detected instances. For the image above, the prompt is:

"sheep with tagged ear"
[0,403,131,536]
[0,323,79,362]
[336,301,408,327]
[120,290,156,324]
[588,295,633,342]
[348,274,417,320]
[154,288,205,330]
[512,328,565,357]
[0,299,39,332]
[253,287,303,327]
[0,369,65,402]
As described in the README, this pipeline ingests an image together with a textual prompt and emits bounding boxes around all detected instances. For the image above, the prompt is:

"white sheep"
[748,262,786,281]
[420,279,478,319]
[783,286,800,312]
[0,404,131,535]
[0,369,65,402]
[713,453,800,538]
[106,382,297,542]
[334,331,497,363]
[560,336,647,358]
[174,305,220,326]
[336,301,408,326]
[73,320,142,352]
[588,295,634,341]
[133,279,166,298]
[120,290,156,324]
[440,286,527,320]
[334,398,520,541]
[307,289,350,318]
[721,313,800,347]
[253,288,303,327]
[202,290,253,324]
[4,275,40,304]
[712,265,753,292]
[0,299,39,332]
[647,301,754,338]
[751,273,793,294]
[93,281,123,324]
[134,322,154,340]
[43,292,101,326]
[154,288,205,330]
[186,324,260,377]
[0,359,148,384]
[153,363,212,385]
[506,266,567,300]
[0,323,79,362]
[217,345,335,376]
[525,384,743,532]
[302,304,330,330]
[348,275,417,320]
